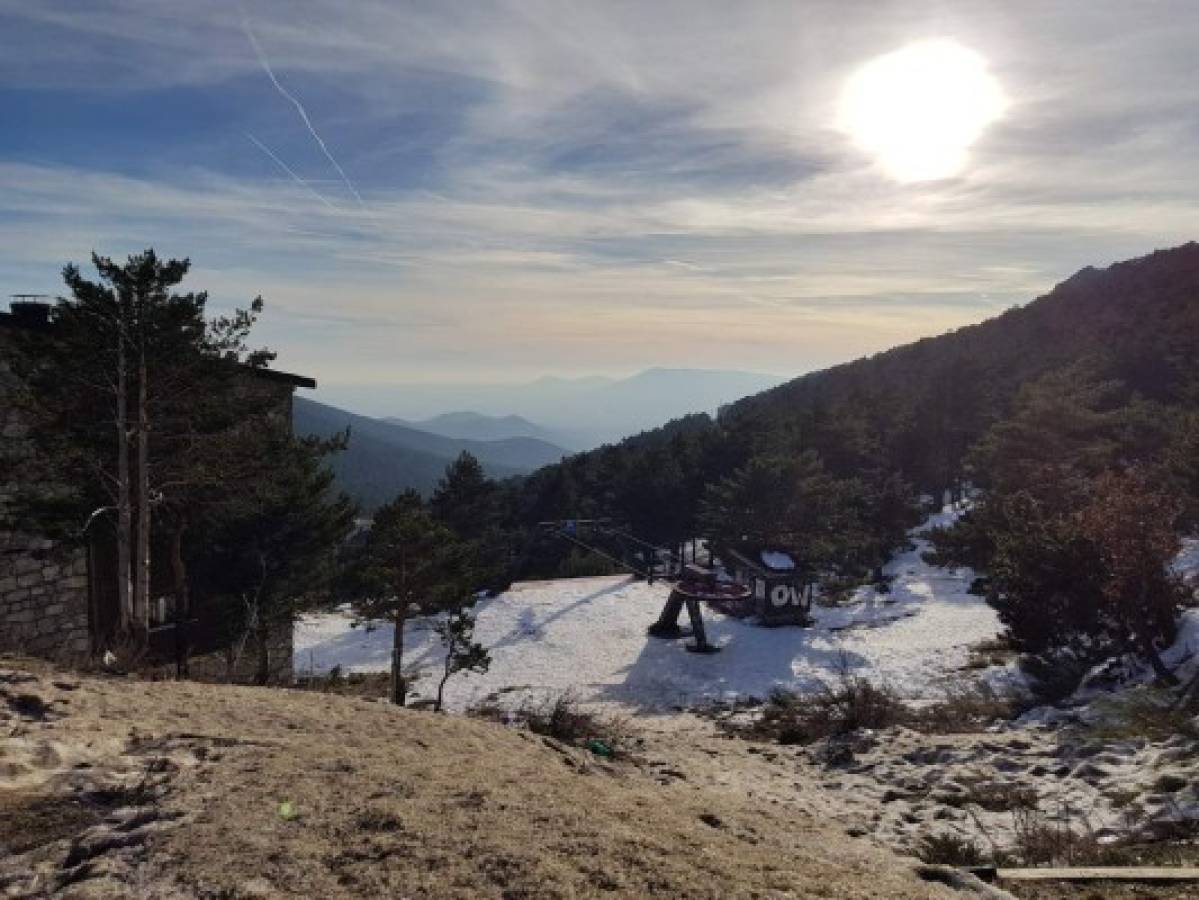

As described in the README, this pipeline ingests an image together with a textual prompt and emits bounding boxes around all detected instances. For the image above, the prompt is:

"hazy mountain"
[293,397,569,508]
[388,411,566,446]
[315,367,787,449]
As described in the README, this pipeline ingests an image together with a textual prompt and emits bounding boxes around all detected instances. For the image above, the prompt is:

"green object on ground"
[586,739,613,758]
[278,800,297,821]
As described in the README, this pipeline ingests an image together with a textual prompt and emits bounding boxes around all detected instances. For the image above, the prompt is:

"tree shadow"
[483,577,635,654]
[596,608,872,712]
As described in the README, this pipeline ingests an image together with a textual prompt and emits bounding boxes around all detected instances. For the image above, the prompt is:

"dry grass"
[742,673,909,745]
[910,682,1028,734]
[0,657,957,899]
[963,635,1019,671]
[735,673,1024,745]
[918,799,1199,875]
[949,781,1040,814]
[294,668,392,699]
[469,691,634,757]
[915,832,986,867]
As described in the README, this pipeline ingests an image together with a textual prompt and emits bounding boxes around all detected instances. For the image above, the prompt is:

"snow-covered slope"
[296,505,1003,712]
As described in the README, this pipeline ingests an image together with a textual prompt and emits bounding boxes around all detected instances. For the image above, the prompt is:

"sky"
[1,1,1197,392]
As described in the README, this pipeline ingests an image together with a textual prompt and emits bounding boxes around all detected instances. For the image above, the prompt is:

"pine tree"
[430,452,514,592]
[430,452,498,540]
[7,251,269,643]
[191,428,356,683]
[432,596,490,713]
[347,491,455,705]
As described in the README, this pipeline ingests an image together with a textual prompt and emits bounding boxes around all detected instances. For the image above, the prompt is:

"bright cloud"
[0,1,1196,390]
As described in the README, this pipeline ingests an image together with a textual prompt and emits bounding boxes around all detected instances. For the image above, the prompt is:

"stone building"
[0,299,315,678]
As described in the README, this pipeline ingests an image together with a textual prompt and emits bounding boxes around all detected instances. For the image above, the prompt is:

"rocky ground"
[2,656,996,900]
[617,708,1199,899]
[824,725,1197,856]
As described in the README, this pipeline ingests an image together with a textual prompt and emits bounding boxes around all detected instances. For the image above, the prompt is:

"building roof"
[721,545,803,577]
[245,366,317,390]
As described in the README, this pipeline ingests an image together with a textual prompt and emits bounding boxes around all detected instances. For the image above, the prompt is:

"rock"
[914,865,1014,899]
[1152,773,1188,793]
[992,757,1025,773]
[64,826,148,867]
[1157,747,1194,765]
[1073,762,1110,781]
[240,876,276,897]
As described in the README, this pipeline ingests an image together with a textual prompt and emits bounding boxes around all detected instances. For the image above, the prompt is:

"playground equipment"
[537,522,773,652]
[717,546,815,626]
[538,519,694,581]
[647,564,751,653]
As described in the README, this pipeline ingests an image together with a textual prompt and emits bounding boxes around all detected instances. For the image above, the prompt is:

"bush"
[469,691,632,756]
[526,692,602,743]
[294,670,393,699]
[727,671,1026,743]
[555,550,620,579]
[753,668,909,745]
[1009,806,1125,867]
[916,833,985,867]
[963,636,1017,670]
[1020,649,1098,704]
[961,781,1039,813]
[910,682,1026,733]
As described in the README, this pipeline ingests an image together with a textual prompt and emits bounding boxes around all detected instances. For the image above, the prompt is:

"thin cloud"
[241,15,367,210]
[1,2,1197,382]
[244,131,340,211]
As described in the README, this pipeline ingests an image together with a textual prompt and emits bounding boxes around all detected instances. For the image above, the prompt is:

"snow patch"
[296,504,1003,712]
[759,550,795,571]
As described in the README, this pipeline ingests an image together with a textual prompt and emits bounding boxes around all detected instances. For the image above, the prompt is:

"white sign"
[770,584,803,608]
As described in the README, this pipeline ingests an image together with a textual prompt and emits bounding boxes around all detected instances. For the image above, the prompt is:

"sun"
[838,39,1006,183]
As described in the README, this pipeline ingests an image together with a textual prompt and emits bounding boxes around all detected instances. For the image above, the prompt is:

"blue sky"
[1,1,1197,393]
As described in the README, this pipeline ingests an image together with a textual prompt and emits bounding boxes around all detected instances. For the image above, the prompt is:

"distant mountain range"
[293,398,570,508]
[387,411,566,446]
[315,368,787,450]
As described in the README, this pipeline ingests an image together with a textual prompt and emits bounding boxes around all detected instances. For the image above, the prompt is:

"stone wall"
[0,537,90,659]
[1,325,93,658]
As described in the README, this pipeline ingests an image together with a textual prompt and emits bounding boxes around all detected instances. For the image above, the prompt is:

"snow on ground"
[296,504,1004,712]
[1172,536,1199,579]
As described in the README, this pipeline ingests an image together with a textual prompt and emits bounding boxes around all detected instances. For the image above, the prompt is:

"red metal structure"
[539,522,752,653]
[647,564,751,653]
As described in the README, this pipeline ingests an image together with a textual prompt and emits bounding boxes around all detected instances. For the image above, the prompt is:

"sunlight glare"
[838,39,1006,182]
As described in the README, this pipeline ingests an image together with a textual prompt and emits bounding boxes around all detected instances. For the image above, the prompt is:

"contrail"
[244,131,340,211]
[242,18,367,209]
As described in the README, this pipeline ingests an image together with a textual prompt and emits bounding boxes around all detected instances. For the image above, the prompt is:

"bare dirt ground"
[0,657,991,899]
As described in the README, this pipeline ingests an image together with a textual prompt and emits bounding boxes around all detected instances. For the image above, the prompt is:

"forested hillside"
[294,397,568,507]
[723,242,1199,495]
[515,244,1199,596]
